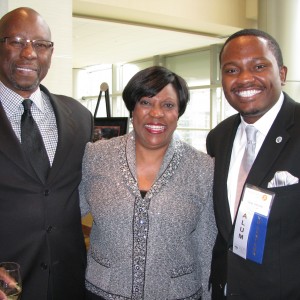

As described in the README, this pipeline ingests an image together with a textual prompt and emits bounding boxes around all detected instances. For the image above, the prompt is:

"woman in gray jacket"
[80,66,217,300]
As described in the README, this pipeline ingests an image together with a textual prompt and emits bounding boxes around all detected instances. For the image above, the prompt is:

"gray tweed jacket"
[80,131,216,300]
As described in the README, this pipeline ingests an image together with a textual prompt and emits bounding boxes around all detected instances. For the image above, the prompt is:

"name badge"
[233,184,275,264]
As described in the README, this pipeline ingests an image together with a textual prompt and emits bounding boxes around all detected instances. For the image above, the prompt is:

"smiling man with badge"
[206,28,300,300]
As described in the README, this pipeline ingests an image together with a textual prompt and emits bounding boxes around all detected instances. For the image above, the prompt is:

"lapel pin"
[276,136,282,143]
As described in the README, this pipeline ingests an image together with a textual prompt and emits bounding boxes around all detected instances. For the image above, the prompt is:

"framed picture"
[93,117,129,142]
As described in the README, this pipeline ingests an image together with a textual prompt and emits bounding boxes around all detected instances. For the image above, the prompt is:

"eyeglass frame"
[0,36,54,52]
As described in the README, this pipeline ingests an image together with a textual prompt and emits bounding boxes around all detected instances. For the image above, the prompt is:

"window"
[166,50,210,86]
[77,64,112,117]
[75,44,234,151]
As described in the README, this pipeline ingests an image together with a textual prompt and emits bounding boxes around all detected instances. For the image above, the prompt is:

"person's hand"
[0,290,7,300]
[0,267,17,300]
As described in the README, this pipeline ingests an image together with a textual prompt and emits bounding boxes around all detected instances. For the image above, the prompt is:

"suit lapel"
[0,101,37,177]
[248,95,295,187]
[41,86,77,183]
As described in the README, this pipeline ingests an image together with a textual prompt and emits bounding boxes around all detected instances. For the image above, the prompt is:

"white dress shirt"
[0,81,58,165]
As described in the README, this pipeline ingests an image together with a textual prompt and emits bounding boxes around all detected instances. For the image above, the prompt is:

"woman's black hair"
[122,66,190,118]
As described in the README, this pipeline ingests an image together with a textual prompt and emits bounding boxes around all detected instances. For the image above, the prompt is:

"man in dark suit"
[0,7,93,300]
[207,28,300,299]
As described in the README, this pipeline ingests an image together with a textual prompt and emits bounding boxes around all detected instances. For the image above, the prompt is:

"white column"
[0,0,73,96]
[258,0,300,100]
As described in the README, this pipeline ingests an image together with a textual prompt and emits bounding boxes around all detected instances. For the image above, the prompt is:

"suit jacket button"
[46,226,53,233]
[40,262,48,270]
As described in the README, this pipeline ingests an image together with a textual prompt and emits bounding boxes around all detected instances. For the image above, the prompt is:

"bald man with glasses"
[0,7,93,300]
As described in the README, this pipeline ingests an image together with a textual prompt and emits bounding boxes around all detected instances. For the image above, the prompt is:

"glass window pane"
[114,95,130,118]
[176,129,209,153]
[86,65,112,96]
[222,90,237,119]
[165,50,210,86]
[178,89,210,129]
[120,60,153,89]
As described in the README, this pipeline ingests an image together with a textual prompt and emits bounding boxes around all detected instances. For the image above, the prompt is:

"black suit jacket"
[0,85,93,300]
[206,93,300,300]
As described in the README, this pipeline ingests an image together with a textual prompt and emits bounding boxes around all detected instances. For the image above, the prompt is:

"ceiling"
[72,16,225,68]
[71,0,257,69]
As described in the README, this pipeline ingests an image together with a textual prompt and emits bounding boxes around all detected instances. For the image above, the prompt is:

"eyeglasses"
[0,37,54,53]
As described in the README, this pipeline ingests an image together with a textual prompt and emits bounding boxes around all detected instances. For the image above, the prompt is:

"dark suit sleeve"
[206,130,215,157]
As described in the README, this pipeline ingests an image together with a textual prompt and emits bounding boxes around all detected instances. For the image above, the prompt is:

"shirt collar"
[0,81,44,117]
[240,92,284,136]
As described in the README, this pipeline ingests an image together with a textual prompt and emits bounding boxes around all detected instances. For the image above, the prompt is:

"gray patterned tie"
[234,125,258,216]
[21,99,50,182]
